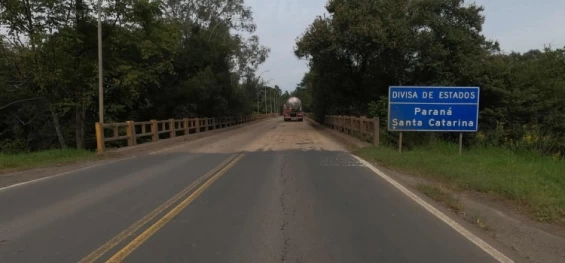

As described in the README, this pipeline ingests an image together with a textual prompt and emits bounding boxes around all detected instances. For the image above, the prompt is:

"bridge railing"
[95,114,276,153]
[306,114,380,146]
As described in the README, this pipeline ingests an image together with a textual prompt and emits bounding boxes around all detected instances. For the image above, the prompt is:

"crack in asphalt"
[279,155,292,262]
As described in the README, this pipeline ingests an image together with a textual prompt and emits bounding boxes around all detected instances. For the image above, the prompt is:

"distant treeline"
[0,0,277,153]
[293,0,565,155]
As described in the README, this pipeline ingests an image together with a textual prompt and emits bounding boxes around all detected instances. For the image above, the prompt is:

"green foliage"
[1,0,271,152]
[294,0,565,156]
[0,149,96,171]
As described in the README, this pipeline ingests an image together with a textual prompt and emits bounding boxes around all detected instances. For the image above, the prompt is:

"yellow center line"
[78,154,240,263]
[105,153,245,263]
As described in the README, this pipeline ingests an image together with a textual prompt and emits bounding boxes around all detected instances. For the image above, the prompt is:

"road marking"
[78,154,239,263]
[352,155,514,263]
[105,153,245,263]
[0,157,136,192]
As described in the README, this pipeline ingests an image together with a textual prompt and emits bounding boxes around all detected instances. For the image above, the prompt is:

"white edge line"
[0,156,136,192]
[352,155,514,263]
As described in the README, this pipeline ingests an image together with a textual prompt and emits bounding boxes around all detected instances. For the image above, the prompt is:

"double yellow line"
[79,153,245,263]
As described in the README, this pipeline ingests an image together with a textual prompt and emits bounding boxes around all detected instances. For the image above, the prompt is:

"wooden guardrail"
[306,114,380,146]
[95,114,276,153]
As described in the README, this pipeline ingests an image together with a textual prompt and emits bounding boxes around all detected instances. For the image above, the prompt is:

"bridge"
[0,116,515,263]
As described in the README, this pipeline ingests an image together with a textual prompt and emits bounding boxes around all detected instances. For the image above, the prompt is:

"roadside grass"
[469,213,490,230]
[0,149,98,172]
[356,142,565,224]
[415,184,462,213]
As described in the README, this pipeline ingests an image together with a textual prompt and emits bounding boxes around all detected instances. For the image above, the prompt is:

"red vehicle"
[283,97,303,122]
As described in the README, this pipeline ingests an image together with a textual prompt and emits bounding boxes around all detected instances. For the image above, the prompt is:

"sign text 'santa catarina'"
[387,86,480,132]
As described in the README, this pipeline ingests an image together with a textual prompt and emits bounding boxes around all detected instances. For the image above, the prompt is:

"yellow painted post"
[151,120,158,141]
[95,122,104,154]
[127,121,136,146]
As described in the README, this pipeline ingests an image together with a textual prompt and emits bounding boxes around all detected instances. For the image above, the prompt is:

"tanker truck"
[283,96,303,122]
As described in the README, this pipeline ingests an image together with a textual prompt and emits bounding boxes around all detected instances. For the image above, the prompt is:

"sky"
[245,0,565,92]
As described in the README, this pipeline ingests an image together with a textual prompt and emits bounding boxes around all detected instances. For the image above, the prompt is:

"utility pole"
[97,0,104,124]
[264,79,272,114]
[276,93,280,114]
[263,78,273,114]
[256,70,269,114]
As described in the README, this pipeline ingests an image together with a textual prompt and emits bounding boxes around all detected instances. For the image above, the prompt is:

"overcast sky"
[245,0,565,92]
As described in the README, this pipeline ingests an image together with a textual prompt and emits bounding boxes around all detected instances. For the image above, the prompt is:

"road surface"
[0,118,510,263]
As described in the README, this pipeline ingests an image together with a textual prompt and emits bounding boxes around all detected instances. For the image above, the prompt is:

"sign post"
[459,132,463,155]
[387,86,480,154]
[399,132,403,153]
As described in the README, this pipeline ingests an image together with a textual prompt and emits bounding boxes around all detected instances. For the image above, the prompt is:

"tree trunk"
[73,0,86,150]
[75,104,85,149]
[51,109,67,148]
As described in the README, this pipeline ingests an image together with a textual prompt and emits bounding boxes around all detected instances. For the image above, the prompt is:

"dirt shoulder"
[307,118,565,263]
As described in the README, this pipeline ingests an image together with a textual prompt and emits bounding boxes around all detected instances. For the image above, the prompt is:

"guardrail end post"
[95,122,104,154]
[151,120,159,141]
[373,117,380,147]
[126,121,136,146]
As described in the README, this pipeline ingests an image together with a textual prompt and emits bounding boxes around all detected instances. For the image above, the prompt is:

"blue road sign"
[387,86,480,132]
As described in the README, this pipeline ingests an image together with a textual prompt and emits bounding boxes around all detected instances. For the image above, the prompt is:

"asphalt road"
[0,118,509,263]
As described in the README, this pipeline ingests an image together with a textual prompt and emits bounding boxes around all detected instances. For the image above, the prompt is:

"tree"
[294,0,565,154]
[0,0,273,153]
